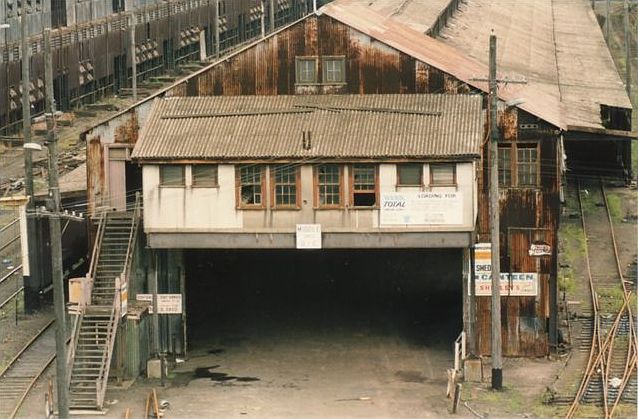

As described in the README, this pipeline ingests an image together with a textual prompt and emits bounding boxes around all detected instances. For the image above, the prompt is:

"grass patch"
[559,271,576,293]
[605,193,623,222]
[464,384,525,415]
[562,223,587,262]
[598,287,637,313]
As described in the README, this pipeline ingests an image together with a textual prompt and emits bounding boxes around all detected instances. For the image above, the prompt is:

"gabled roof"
[131,95,484,161]
[321,0,563,128]
[324,0,632,131]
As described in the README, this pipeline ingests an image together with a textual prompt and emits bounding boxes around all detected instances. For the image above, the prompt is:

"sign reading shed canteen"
[380,192,463,225]
[471,243,538,296]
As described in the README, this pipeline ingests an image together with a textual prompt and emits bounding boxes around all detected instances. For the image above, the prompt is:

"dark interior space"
[185,249,463,350]
[564,138,632,179]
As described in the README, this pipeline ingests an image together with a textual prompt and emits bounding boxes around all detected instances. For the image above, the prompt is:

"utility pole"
[21,3,38,312]
[44,28,69,418]
[624,0,632,98]
[488,33,502,391]
[214,0,220,58]
[130,15,137,101]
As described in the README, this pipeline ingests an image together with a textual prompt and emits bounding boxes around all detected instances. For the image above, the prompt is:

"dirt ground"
[19,327,566,419]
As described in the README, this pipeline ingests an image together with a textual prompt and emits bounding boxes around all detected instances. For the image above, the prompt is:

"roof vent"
[302,131,312,150]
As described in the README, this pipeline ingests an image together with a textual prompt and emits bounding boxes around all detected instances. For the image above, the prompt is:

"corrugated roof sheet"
[131,95,484,160]
[324,0,632,130]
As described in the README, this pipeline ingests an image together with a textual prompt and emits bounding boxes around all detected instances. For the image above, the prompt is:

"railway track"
[0,319,56,419]
[565,180,637,419]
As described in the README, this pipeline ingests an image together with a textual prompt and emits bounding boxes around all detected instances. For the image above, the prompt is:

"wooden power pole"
[624,0,632,98]
[488,33,503,391]
[44,28,70,418]
[130,16,137,101]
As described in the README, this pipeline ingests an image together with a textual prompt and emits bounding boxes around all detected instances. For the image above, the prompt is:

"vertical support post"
[44,28,69,419]
[214,0,220,58]
[269,0,275,33]
[260,1,265,38]
[606,0,611,43]
[469,245,477,354]
[21,6,38,313]
[21,14,34,205]
[313,0,317,13]
[624,0,631,98]
[149,250,160,355]
[489,33,503,391]
[129,15,137,102]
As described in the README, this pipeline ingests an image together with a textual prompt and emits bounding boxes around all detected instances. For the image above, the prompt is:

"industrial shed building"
[80,0,633,360]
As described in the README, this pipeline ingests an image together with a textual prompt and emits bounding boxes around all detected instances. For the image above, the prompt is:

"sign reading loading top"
[380,192,463,225]
[471,243,538,296]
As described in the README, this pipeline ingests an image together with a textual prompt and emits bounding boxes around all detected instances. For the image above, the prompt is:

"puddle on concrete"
[208,348,226,355]
[395,370,427,383]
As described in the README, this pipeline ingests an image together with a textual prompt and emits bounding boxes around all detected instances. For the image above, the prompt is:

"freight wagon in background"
[0,0,320,134]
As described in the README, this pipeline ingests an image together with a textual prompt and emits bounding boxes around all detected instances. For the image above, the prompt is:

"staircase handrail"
[121,192,142,292]
[66,310,84,388]
[95,287,121,409]
[88,208,108,281]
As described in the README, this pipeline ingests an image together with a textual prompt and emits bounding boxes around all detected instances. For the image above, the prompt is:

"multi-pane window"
[430,164,456,186]
[322,57,346,83]
[296,57,318,84]
[273,165,298,207]
[192,165,218,187]
[316,164,342,207]
[397,163,422,186]
[159,165,185,187]
[498,145,512,187]
[238,165,264,207]
[497,143,538,187]
[517,144,538,186]
[352,164,376,207]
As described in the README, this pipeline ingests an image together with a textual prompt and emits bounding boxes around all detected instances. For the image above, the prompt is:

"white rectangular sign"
[471,243,538,296]
[296,224,322,249]
[136,293,183,314]
[380,192,463,225]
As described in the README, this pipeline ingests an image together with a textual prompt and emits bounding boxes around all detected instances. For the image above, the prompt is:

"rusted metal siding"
[83,11,560,357]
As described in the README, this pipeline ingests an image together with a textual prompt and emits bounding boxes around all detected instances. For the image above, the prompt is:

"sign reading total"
[471,243,538,296]
[380,192,463,225]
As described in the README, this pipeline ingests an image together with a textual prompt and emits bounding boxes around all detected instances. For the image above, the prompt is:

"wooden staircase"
[67,202,140,412]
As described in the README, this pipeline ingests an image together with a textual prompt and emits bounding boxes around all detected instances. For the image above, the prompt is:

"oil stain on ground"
[194,366,260,384]
[395,370,428,383]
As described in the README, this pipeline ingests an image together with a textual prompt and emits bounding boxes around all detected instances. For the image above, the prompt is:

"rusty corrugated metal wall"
[85,13,559,357]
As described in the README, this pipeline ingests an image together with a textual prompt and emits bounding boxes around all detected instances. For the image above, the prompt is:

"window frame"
[516,143,540,187]
[270,165,301,209]
[321,55,346,84]
[497,142,540,188]
[429,163,457,187]
[396,163,423,187]
[235,164,266,209]
[314,164,344,209]
[349,163,378,208]
[159,165,185,188]
[295,56,319,85]
[191,164,219,188]
[498,144,513,187]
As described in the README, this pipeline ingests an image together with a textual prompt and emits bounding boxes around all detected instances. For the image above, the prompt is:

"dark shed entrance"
[184,249,463,353]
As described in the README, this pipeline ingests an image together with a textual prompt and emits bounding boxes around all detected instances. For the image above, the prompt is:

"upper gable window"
[160,165,185,187]
[192,165,219,187]
[397,164,422,186]
[322,56,346,84]
[296,57,318,84]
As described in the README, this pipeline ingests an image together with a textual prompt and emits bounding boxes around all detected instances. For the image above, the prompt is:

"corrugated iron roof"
[324,0,632,130]
[131,95,484,161]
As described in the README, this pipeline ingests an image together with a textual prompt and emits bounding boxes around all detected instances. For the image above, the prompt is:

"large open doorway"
[177,248,463,415]
[185,248,462,354]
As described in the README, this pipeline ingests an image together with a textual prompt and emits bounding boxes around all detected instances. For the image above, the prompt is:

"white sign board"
[120,283,128,318]
[296,224,322,249]
[471,243,538,296]
[529,242,551,257]
[136,294,183,314]
[380,192,463,225]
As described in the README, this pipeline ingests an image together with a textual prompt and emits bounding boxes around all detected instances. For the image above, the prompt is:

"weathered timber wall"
[83,13,559,357]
